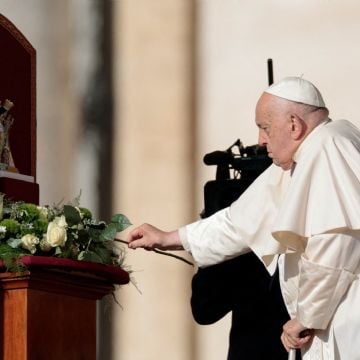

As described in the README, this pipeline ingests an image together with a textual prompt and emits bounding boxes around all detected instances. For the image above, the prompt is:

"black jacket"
[191,252,290,360]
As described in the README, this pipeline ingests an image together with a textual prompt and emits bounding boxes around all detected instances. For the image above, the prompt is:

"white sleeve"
[178,207,251,268]
[296,231,360,329]
[179,164,290,269]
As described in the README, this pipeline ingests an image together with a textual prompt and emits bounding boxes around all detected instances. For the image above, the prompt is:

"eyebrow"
[256,120,271,128]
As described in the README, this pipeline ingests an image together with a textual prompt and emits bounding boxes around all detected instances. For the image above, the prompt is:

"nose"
[258,130,267,146]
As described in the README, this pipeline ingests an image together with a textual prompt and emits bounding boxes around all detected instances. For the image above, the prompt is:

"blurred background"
[1,0,360,359]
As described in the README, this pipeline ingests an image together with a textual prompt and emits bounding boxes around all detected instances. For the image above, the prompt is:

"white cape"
[272,119,360,247]
[182,120,360,360]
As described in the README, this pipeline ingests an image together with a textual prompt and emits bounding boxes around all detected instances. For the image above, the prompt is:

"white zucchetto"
[265,76,326,108]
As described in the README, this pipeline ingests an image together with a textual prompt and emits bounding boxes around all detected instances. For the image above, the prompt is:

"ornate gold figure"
[0,99,18,172]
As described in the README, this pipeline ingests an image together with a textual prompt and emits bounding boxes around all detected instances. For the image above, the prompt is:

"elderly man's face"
[255,93,295,170]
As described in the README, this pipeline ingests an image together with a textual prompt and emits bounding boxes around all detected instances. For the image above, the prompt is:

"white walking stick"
[289,348,297,360]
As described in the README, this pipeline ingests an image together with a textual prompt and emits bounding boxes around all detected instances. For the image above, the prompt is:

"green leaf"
[54,246,62,255]
[111,214,132,232]
[88,221,106,230]
[92,246,112,264]
[100,223,117,241]
[78,250,104,264]
[7,237,22,249]
[63,205,82,226]
[0,242,23,256]
[74,228,89,243]
[87,227,102,242]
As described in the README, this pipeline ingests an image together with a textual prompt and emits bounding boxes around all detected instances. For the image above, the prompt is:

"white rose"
[55,215,67,228]
[45,215,67,247]
[21,234,40,254]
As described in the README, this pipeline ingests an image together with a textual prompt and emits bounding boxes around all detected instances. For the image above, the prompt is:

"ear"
[289,114,305,140]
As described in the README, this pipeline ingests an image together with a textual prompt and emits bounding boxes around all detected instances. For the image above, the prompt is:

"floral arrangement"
[0,194,131,272]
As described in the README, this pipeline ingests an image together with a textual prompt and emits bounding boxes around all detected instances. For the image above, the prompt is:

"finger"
[287,335,310,349]
[298,335,312,346]
[128,233,157,249]
[128,239,146,249]
[127,228,144,242]
[281,333,290,352]
[284,332,298,349]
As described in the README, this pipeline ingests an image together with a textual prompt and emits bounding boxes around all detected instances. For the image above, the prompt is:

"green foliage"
[17,203,41,222]
[100,223,118,241]
[63,205,82,226]
[0,195,131,272]
[110,214,132,232]
[78,207,92,220]
[0,243,26,272]
[78,250,102,263]
[33,218,49,235]
[0,219,20,236]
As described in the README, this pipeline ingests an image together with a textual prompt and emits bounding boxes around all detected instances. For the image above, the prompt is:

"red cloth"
[1,255,130,285]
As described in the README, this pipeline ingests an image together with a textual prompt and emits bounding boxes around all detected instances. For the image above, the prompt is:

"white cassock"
[179,119,360,360]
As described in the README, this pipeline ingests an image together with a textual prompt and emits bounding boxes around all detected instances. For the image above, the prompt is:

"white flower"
[37,206,49,220]
[44,215,68,247]
[0,225,6,233]
[21,234,40,254]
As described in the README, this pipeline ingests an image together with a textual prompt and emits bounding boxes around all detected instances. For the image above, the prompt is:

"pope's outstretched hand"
[127,223,184,251]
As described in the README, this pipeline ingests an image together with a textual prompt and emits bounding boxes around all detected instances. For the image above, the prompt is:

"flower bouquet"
[0,194,131,283]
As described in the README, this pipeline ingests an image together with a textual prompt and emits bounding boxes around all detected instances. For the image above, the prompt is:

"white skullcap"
[264,76,326,107]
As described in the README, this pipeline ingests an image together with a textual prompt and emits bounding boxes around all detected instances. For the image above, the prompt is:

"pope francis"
[127,77,360,360]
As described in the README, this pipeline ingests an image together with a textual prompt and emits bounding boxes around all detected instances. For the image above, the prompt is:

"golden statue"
[0,99,18,173]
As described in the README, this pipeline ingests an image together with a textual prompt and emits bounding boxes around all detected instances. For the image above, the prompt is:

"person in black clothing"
[191,252,290,359]
[190,144,291,359]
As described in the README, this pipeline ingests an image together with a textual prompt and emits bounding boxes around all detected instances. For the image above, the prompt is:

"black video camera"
[201,139,272,218]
